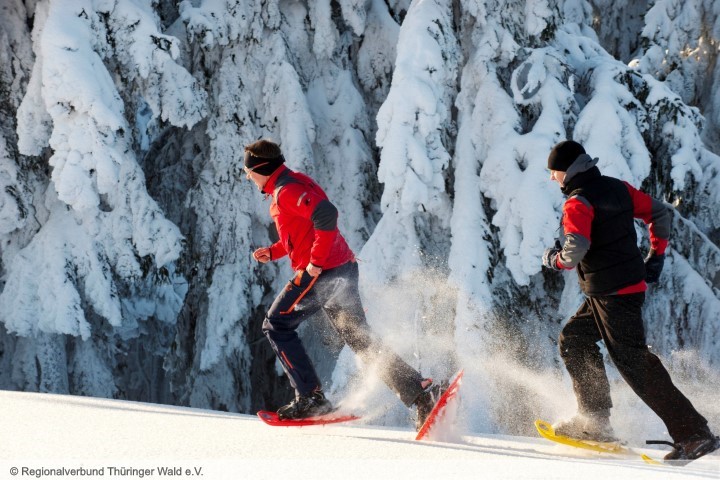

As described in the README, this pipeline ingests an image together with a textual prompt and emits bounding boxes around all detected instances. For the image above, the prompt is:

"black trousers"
[262,261,425,406]
[559,293,708,442]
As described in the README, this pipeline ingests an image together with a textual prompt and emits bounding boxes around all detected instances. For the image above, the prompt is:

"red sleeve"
[624,181,652,222]
[269,241,287,260]
[563,197,593,239]
[557,197,594,269]
[623,182,669,255]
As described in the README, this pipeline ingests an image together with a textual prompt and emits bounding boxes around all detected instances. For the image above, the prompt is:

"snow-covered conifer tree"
[325,0,463,425]
[1,0,204,398]
[0,0,43,390]
[0,0,718,438]
[0,0,34,243]
[636,0,719,106]
[374,6,720,434]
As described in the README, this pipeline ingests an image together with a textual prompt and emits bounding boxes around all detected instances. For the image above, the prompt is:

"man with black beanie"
[242,139,444,427]
[542,140,719,465]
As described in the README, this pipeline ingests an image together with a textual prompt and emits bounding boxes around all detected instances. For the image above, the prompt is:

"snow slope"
[1,391,718,480]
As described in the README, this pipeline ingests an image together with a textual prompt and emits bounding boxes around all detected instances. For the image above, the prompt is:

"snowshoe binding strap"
[646,440,677,448]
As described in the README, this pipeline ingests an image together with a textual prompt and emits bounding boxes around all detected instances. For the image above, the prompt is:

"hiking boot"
[553,411,617,442]
[663,430,720,466]
[276,389,334,420]
[414,378,447,431]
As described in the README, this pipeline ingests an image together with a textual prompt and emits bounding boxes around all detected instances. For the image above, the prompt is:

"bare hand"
[253,247,271,263]
[305,262,322,277]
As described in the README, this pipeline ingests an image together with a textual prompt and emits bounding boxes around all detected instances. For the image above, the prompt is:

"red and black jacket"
[555,162,671,296]
[262,165,354,271]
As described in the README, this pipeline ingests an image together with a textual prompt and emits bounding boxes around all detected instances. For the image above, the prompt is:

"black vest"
[563,168,645,295]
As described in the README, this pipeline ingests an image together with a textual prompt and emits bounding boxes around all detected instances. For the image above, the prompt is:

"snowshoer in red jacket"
[542,140,719,465]
[243,139,441,426]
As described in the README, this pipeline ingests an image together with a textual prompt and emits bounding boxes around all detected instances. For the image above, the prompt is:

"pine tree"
[1,0,204,398]
[0,0,717,437]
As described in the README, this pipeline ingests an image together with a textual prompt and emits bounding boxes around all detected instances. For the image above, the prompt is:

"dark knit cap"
[547,140,585,172]
[244,150,284,176]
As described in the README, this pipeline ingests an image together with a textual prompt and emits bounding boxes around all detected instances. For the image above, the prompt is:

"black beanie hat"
[547,140,585,172]
[244,151,285,176]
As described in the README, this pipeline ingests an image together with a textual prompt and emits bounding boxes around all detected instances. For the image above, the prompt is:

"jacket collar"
[561,154,600,195]
[562,166,601,195]
[262,165,289,195]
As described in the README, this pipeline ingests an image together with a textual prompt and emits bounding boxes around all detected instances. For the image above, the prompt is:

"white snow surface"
[1,390,718,480]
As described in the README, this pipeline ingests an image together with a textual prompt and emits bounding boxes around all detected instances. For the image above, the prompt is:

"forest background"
[1,0,719,439]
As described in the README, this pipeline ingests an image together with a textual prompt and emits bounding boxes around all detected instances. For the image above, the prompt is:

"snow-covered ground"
[1,390,718,480]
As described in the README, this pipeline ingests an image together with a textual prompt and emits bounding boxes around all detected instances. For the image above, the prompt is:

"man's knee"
[343,328,373,352]
[608,344,654,371]
[262,314,295,338]
[330,311,372,351]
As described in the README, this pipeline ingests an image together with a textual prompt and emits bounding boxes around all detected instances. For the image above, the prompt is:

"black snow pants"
[559,293,709,442]
[262,260,425,406]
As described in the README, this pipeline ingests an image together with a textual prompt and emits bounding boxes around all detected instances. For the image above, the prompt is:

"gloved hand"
[644,249,665,283]
[542,240,563,271]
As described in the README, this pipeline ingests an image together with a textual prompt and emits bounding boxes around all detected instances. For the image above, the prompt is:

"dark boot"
[277,389,334,419]
[663,429,720,466]
[414,379,447,431]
